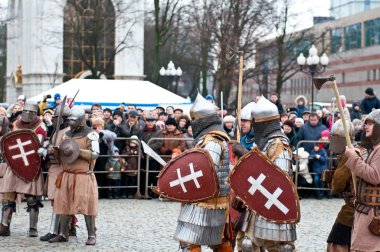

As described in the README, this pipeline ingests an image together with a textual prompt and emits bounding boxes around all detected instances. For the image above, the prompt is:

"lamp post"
[159,60,183,92]
[296,45,329,111]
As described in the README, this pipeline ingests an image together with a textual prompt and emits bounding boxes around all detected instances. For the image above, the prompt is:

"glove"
[232,141,248,158]
[37,147,47,157]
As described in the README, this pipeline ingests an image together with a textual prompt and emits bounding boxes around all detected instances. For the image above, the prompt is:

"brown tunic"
[345,143,380,251]
[0,120,45,196]
[54,133,98,216]
[46,127,70,199]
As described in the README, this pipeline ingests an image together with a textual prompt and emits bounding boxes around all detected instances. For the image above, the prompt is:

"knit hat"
[283,120,294,128]
[54,93,61,100]
[43,109,54,116]
[223,115,235,123]
[352,101,360,108]
[365,87,375,96]
[165,117,177,127]
[103,108,112,114]
[18,95,26,101]
[129,135,139,145]
[321,129,331,138]
[112,110,123,118]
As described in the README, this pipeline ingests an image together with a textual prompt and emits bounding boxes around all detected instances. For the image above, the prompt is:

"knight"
[48,106,99,245]
[0,102,47,237]
[233,96,297,252]
[174,93,232,251]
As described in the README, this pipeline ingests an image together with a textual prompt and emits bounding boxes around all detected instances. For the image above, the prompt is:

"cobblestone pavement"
[0,198,342,251]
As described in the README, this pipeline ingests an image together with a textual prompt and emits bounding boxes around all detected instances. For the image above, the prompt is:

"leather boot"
[0,223,10,236]
[40,212,59,241]
[0,201,15,236]
[49,215,70,242]
[84,215,96,245]
[28,208,39,237]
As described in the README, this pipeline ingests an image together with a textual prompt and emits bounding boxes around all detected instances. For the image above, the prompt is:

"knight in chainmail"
[174,93,233,252]
[233,96,297,252]
[327,119,368,252]
[344,109,380,251]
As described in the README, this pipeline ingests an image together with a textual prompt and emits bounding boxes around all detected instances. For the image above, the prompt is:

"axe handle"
[332,80,357,194]
[236,52,244,143]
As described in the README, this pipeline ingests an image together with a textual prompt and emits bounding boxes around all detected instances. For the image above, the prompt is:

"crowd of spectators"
[3,87,379,200]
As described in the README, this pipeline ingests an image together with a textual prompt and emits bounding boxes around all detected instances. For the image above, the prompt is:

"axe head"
[313,75,335,90]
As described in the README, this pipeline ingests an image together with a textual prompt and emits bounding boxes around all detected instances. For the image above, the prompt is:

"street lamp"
[159,60,182,92]
[296,45,329,111]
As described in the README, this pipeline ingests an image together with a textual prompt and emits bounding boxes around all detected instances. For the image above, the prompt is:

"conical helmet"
[241,102,256,120]
[252,96,279,122]
[190,93,217,120]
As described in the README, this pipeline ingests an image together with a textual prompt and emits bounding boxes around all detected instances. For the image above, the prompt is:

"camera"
[46,94,52,99]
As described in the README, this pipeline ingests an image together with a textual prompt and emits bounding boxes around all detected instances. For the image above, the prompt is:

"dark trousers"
[107,179,121,198]
[140,159,160,195]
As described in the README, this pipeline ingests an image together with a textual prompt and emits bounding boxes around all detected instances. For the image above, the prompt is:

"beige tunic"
[0,121,45,196]
[54,134,98,216]
[46,127,69,199]
[345,144,380,251]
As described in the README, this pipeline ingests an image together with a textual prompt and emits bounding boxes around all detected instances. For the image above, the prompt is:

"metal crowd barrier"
[143,137,193,199]
[294,140,333,192]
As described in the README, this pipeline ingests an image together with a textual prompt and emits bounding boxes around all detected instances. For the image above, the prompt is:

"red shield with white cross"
[1,129,42,183]
[153,149,219,203]
[229,146,300,224]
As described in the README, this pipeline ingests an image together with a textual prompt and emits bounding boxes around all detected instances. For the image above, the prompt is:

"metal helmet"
[252,96,279,123]
[52,105,71,128]
[190,93,217,121]
[241,102,256,121]
[21,102,39,123]
[67,106,86,131]
[189,93,222,139]
[330,119,354,153]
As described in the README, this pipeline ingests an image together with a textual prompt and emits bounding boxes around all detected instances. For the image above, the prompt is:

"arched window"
[63,0,115,81]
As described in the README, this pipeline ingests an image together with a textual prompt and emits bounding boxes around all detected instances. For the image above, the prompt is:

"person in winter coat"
[177,114,190,134]
[310,143,329,199]
[282,120,297,149]
[295,95,308,117]
[141,116,163,197]
[223,115,235,139]
[105,147,124,199]
[160,118,185,162]
[270,93,284,114]
[350,101,362,121]
[122,135,141,198]
[361,87,380,114]
[297,113,328,153]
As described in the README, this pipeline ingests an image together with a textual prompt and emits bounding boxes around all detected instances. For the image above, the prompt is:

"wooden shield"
[1,129,42,183]
[229,146,300,224]
[153,149,219,203]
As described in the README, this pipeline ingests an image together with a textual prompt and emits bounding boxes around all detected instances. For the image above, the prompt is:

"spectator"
[141,110,150,122]
[280,113,289,125]
[282,120,297,149]
[288,111,298,123]
[38,94,51,115]
[223,115,235,139]
[125,110,143,139]
[205,95,214,104]
[155,120,165,131]
[91,103,103,119]
[302,111,311,123]
[160,118,185,161]
[0,107,7,117]
[173,108,183,121]
[109,109,130,151]
[141,115,163,197]
[294,118,304,133]
[297,112,328,153]
[350,101,362,121]
[92,117,117,198]
[151,109,159,120]
[295,95,308,117]
[309,143,330,199]
[319,129,331,155]
[270,93,284,114]
[361,87,380,114]
[352,118,363,142]
[240,103,255,150]
[105,147,124,199]
[127,104,136,114]
[122,135,140,198]
[183,125,194,150]
[177,114,190,134]
[53,93,62,109]
[166,106,174,118]
[119,102,127,114]
[155,106,165,114]
[158,111,168,123]
[42,109,54,137]
[17,94,26,109]
[103,108,113,129]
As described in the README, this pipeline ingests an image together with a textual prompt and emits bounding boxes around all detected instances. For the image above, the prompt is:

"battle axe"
[313,75,357,193]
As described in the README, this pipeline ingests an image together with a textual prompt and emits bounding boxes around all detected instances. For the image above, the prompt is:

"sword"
[141,141,167,166]
[52,95,67,147]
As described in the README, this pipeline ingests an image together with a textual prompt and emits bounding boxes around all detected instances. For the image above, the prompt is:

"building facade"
[5,0,144,103]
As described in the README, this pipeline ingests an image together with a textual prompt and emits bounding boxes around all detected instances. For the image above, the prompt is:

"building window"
[365,18,380,47]
[330,28,343,53]
[367,70,371,81]
[63,0,116,82]
[344,23,362,50]
[342,72,345,83]
[374,69,377,81]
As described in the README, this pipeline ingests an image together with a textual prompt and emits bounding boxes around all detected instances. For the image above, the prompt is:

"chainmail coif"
[252,119,286,150]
